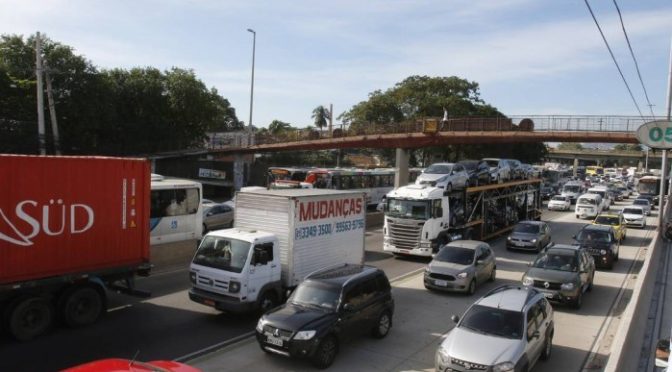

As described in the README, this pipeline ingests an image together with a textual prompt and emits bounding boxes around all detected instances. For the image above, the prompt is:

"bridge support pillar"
[394,148,410,189]
[637,159,643,172]
[573,157,578,177]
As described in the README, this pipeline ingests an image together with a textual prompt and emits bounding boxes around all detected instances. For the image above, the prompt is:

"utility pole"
[328,103,333,137]
[658,38,672,228]
[44,59,61,155]
[35,32,46,155]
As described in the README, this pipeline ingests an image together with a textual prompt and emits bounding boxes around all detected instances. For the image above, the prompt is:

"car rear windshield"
[594,216,619,225]
[532,250,578,272]
[435,246,475,265]
[484,159,499,167]
[458,161,478,171]
[551,196,567,201]
[634,200,649,205]
[459,305,523,339]
[513,223,539,234]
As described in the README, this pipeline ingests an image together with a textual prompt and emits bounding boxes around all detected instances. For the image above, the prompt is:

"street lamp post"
[247,28,256,146]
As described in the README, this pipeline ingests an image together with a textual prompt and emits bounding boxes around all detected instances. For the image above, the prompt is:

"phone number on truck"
[294,218,364,240]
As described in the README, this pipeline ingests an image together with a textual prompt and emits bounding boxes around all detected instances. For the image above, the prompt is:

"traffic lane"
[529,200,654,372]
[0,225,421,371]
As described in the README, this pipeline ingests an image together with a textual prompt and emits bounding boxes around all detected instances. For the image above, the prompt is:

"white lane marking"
[108,304,133,312]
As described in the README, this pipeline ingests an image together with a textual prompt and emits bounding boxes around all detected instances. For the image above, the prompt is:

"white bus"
[150,174,203,245]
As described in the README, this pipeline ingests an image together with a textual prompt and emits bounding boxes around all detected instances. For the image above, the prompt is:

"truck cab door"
[248,242,277,300]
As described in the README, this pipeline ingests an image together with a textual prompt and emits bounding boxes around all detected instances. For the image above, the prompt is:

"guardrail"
[604,201,670,371]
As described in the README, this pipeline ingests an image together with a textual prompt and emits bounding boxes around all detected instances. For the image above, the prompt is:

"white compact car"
[622,206,647,228]
[548,195,571,211]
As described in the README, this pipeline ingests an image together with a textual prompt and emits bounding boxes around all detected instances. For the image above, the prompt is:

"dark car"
[522,244,595,309]
[506,220,552,252]
[636,195,657,209]
[456,160,491,187]
[255,264,394,369]
[573,224,620,270]
[541,186,555,200]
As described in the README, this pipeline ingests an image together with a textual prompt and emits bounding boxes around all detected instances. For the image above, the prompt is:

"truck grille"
[387,219,423,250]
[428,273,455,281]
[533,280,561,290]
[196,274,229,290]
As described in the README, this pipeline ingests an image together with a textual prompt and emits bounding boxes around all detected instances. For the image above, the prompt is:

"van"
[576,194,602,219]
[587,187,610,211]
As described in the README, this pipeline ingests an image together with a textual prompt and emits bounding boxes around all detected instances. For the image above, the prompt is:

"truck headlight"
[256,318,265,333]
[294,330,316,340]
[229,281,241,293]
[600,249,607,255]
[522,276,534,286]
[456,272,468,279]
[493,361,515,372]
[561,282,575,290]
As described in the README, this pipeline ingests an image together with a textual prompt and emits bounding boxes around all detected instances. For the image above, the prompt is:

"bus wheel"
[7,296,53,341]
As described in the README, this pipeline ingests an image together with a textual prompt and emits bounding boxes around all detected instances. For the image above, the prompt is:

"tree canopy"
[613,143,642,152]
[557,143,584,151]
[0,34,242,155]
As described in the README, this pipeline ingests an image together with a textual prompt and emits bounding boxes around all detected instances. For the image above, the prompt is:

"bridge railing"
[206,115,658,150]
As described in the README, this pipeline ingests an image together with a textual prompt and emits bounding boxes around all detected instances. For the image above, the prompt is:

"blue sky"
[2,0,671,128]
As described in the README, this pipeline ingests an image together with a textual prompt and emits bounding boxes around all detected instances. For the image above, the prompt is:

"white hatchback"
[548,195,571,211]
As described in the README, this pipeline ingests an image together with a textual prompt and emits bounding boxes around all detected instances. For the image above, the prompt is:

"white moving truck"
[188,189,366,313]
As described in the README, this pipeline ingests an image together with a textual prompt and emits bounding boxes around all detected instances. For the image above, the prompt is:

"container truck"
[188,189,366,313]
[0,155,151,341]
[383,179,541,257]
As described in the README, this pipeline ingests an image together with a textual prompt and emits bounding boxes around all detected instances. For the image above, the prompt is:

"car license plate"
[266,335,283,347]
[204,299,215,307]
[544,293,554,298]
[434,280,448,287]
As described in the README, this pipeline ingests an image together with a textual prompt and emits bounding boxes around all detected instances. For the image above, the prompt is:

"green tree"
[557,143,584,151]
[268,119,292,135]
[311,105,330,134]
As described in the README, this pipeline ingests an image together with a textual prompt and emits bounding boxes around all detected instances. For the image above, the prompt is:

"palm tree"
[268,120,291,135]
[312,105,331,136]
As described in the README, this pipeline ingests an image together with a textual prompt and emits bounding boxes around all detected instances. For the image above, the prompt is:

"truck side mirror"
[451,315,459,323]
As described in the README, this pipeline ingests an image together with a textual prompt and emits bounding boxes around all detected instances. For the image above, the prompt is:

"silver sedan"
[423,240,496,295]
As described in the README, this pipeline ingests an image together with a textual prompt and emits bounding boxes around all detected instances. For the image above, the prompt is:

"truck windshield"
[192,236,251,273]
[386,198,430,219]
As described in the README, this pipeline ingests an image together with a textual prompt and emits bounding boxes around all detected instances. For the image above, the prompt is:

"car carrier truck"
[189,189,366,313]
[383,179,541,257]
[0,155,152,341]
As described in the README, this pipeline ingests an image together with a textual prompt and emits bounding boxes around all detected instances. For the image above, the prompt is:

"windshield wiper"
[460,324,488,335]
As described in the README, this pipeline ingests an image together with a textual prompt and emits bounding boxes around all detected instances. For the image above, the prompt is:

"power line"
[612,0,656,118]
[584,0,645,120]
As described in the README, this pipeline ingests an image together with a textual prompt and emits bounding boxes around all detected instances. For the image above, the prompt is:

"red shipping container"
[0,155,150,284]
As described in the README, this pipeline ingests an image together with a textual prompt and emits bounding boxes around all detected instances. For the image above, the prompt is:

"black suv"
[255,264,394,369]
[573,224,620,270]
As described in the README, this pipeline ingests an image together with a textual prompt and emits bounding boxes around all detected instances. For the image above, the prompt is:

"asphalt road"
[0,199,655,371]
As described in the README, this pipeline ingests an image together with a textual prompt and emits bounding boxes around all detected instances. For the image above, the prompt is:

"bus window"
[151,188,200,218]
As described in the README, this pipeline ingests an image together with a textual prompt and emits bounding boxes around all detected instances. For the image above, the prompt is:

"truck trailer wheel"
[7,296,53,341]
[60,285,105,328]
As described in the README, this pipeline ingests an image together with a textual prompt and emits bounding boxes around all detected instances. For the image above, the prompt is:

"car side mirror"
[206,212,214,217]
[343,303,354,312]
[451,315,460,324]
[476,259,485,265]
[532,330,540,339]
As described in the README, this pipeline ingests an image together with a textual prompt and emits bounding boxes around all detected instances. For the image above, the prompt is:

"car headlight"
[531,239,537,244]
[456,272,468,279]
[507,236,512,241]
[493,361,515,372]
[256,318,265,333]
[600,249,607,255]
[229,281,241,293]
[294,330,316,340]
[561,282,575,290]
[522,276,534,286]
